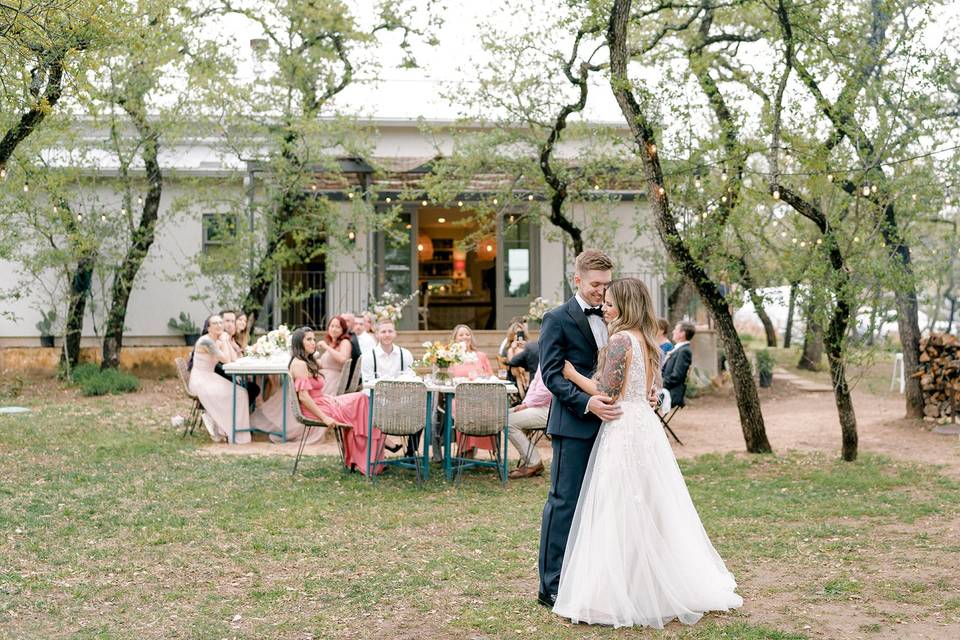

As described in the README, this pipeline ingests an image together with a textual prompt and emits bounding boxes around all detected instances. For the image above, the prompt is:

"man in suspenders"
[360,319,413,386]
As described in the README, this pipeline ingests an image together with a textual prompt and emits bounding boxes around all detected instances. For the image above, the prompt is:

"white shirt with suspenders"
[360,342,414,388]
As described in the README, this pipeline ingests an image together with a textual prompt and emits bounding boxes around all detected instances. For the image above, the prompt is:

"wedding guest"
[507,366,551,479]
[354,312,377,355]
[188,314,251,444]
[662,321,695,409]
[498,317,528,359]
[220,308,259,404]
[235,311,250,351]
[449,324,495,457]
[657,318,674,355]
[339,311,363,391]
[317,316,353,394]
[360,320,413,385]
[288,327,388,474]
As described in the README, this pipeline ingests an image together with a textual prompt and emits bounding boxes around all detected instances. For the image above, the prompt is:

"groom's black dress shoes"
[537,592,557,608]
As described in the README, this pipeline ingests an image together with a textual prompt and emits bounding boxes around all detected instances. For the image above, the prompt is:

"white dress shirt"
[357,331,377,356]
[575,293,609,348]
[361,342,413,385]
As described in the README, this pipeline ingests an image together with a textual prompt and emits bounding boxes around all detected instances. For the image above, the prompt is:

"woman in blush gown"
[316,316,353,395]
[288,326,387,475]
[552,278,742,629]
[188,315,251,444]
[447,324,496,457]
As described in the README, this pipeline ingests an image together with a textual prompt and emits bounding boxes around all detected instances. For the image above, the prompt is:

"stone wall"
[0,346,193,378]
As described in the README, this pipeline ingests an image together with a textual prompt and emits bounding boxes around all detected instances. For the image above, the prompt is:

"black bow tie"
[584,306,603,317]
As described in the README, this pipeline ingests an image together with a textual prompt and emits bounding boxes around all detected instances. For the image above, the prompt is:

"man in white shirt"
[360,319,413,386]
[354,312,377,355]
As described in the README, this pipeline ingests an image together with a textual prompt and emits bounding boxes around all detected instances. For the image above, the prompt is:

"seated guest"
[235,311,250,351]
[354,312,377,355]
[448,324,496,457]
[289,326,390,474]
[219,308,260,404]
[360,319,413,385]
[498,317,527,359]
[656,318,674,356]
[316,316,353,395]
[507,366,551,479]
[662,321,695,409]
[340,311,363,391]
[188,314,251,443]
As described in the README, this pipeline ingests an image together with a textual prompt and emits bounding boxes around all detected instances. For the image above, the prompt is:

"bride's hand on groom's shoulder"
[587,394,623,421]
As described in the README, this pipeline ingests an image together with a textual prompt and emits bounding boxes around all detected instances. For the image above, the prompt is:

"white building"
[0,118,662,345]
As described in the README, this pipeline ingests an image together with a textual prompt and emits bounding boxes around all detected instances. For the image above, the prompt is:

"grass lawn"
[2,383,959,639]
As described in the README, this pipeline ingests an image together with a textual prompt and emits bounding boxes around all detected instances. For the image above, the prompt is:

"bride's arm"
[562,361,599,396]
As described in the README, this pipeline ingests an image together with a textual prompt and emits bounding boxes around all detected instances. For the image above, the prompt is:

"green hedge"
[68,363,140,396]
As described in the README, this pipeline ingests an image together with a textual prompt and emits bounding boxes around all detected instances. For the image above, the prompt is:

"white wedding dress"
[553,332,743,628]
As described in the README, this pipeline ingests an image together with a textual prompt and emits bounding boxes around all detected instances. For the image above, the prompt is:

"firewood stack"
[914,333,960,419]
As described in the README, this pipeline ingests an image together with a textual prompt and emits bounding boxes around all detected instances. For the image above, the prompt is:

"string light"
[862,184,871,196]
[800,241,806,248]
[658,186,666,196]
[827,174,834,182]
[791,238,797,244]
[871,184,878,194]
[137,196,143,205]
[648,143,657,155]
[437,217,446,223]
[694,178,702,190]
[421,200,428,206]
[527,194,534,201]
[780,231,787,237]
[816,238,822,245]
[772,189,780,200]
[100,214,106,222]
[348,192,354,199]
[593,184,600,190]
[0,168,6,179]
[721,170,728,182]
[720,194,726,203]
[385,197,391,203]
[458,200,464,207]
[310,184,317,191]
[23,183,29,193]
[76,214,83,221]
[492,198,498,205]
[911,193,917,202]
[854,236,860,242]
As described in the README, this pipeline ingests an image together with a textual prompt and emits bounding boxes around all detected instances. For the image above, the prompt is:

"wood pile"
[914,333,960,419]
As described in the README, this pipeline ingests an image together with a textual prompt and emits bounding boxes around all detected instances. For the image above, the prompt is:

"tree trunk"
[826,325,858,461]
[607,0,772,454]
[946,295,957,334]
[798,312,824,371]
[783,282,798,348]
[751,290,778,347]
[0,59,65,167]
[101,104,162,370]
[61,251,96,370]
[668,278,696,325]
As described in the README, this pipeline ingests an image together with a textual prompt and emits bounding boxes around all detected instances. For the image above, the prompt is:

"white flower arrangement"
[528,296,560,321]
[369,291,419,323]
[246,324,292,358]
[419,340,467,368]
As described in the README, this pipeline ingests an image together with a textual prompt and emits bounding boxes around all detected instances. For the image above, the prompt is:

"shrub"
[67,363,101,385]
[74,366,140,396]
[755,349,776,377]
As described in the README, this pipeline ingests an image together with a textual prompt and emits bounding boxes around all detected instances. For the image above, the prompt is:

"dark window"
[202,213,238,252]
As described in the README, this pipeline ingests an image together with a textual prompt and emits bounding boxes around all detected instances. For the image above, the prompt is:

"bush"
[69,365,140,396]
[67,363,101,385]
[755,349,776,377]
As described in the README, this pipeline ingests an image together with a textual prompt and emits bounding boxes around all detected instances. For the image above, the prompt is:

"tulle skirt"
[553,400,742,628]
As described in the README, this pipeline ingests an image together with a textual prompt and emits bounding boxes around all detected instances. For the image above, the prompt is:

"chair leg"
[292,425,312,476]
[659,409,683,445]
[185,400,201,437]
[410,434,423,485]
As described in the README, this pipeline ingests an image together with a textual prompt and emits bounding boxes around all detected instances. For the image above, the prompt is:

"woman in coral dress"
[289,326,386,475]
[316,316,353,395]
[188,315,251,443]
[448,324,496,456]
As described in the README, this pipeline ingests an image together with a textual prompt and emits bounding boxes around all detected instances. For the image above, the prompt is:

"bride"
[552,277,742,628]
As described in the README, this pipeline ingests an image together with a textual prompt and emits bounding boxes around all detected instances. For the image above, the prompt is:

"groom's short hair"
[575,249,613,274]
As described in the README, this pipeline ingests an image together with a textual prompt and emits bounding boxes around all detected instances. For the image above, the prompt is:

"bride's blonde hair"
[595,278,662,391]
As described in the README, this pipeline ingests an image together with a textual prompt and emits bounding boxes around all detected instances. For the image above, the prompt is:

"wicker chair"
[290,387,352,476]
[453,382,510,484]
[174,357,202,437]
[367,380,430,483]
[340,360,363,395]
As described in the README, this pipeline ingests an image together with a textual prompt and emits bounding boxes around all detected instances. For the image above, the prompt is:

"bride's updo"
[596,278,663,390]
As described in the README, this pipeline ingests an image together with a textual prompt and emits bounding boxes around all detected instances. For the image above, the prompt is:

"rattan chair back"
[453,383,508,436]
[175,357,197,399]
[372,380,429,436]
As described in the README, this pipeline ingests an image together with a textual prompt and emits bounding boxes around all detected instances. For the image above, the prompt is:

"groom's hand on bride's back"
[587,394,623,421]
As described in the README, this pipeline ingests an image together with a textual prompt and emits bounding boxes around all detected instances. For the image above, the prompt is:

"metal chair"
[174,357,202,437]
[366,380,431,483]
[290,389,352,476]
[658,405,683,445]
[453,383,510,484]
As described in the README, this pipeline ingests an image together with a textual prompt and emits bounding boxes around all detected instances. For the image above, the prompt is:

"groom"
[537,249,622,607]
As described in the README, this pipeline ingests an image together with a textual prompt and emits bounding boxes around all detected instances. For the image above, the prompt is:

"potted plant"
[36,310,57,347]
[756,349,775,388]
[168,312,201,346]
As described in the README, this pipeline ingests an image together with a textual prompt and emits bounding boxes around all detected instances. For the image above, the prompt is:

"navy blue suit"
[537,296,603,597]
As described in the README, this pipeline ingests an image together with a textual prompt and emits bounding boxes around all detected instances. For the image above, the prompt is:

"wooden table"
[363,377,518,480]
[224,355,290,443]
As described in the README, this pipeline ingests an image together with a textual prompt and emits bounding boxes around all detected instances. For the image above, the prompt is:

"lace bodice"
[620,332,648,404]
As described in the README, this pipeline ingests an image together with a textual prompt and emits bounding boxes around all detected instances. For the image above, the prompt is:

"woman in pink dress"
[316,316,352,395]
[289,326,388,475]
[448,324,496,456]
[188,315,251,443]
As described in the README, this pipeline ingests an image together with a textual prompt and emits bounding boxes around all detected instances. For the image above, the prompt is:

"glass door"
[374,208,417,330]
[496,213,539,329]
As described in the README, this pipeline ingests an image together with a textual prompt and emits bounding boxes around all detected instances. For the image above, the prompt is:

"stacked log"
[913,333,960,419]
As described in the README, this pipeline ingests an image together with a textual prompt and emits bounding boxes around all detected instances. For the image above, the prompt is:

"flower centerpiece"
[369,291,419,323]
[419,340,467,383]
[527,296,560,326]
[246,324,291,358]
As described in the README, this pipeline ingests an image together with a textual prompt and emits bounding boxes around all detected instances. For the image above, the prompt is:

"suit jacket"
[539,297,603,439]
[662,343,692,407]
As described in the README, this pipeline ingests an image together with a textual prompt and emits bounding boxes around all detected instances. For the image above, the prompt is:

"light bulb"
[695,179,702,189]
[101,214,106,222]
[23,183,29,192]
[659,186,666,196]
[77,214,82,221]
[458,200,464,207]
[348,192,354,199]
[871,184,878,194]
[310,184,317,191]
[800,241,806,248]
[911,193,917,202]
[527,194,534,201]
[649,143,657,155]
[593,184,599,190]
[827,174,834,182]
[486,244,493,252]
[0,168,6,179]
[862,185,870,196]
[816,238,822,245]
[854,236,860,243]
[492,198,498,205]
[385,197,391,203]
[348,231,356,241]
[780,231,787,237]
[721,171,728,182]
[417,243,424,251]
[137,196,143,204]
[437,217,446,223]
[720,195,726,203]
[773,190,780,200]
